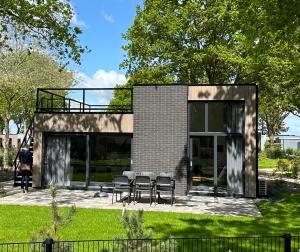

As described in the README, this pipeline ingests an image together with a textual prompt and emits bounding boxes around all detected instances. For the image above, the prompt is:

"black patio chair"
[112,175,132,204]
[155,176,175,205]
[133,176,155,205]
[141,171,155,181]
[123,171,136,181]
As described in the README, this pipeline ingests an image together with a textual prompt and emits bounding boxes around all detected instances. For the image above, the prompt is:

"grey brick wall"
[132,85,188,195]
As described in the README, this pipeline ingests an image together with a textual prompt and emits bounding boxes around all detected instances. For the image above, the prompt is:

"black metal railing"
[36,88,133,113]
[1,234,299,252]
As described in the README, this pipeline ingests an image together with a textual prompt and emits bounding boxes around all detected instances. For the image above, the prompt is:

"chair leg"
[134,188,136,204]
[128,189,130,204]
[149,188,152,205]
[112,189,114,204]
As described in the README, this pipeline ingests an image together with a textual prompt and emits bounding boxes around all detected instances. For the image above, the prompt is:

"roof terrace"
[36,88,133,113]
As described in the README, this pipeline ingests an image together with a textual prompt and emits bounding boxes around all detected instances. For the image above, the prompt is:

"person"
[19,145,32,193]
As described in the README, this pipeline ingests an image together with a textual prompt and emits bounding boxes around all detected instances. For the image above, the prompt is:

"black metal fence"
[36,88,133,113]
[1,234,300,252]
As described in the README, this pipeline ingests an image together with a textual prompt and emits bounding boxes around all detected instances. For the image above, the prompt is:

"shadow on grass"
[146,194,300,239]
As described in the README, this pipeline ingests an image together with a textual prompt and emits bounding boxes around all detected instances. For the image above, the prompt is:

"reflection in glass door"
[189,135,228,194]
[190,136,214,189]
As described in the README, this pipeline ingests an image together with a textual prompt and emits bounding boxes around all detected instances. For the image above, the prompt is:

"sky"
[11,0,300,135]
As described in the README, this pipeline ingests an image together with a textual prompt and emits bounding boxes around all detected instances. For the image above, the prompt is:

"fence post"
[44,238,54,252]
[283,234,291,252]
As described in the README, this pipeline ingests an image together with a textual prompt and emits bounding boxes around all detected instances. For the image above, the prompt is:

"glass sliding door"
[190,136,214,189]
[43,133,132,188]
[89,135,131,185]
[188,101,244,195]
[69,135,87,186]
[216,136,227,192]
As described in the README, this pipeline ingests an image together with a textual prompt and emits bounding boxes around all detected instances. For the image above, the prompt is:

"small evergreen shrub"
[291,157,300,179]
[117,208,171,251]
[265,144,283,159]
[285,148,294,156]
[277,159,290,173]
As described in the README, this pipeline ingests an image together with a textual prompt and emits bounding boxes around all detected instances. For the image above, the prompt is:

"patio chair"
[141,171,155,181]
[159,172,174,179]
[133,176,155,205]
[122,171,136,181]
[112,175,132,204]
[155,176,175,205]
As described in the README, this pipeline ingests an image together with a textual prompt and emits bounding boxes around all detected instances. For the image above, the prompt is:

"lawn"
[258,152,279,169]
[1,194,300,242]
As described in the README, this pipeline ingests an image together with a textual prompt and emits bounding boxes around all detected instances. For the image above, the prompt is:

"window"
[189,103,205,132]
[90,135,131,183]
[189,102,244,134]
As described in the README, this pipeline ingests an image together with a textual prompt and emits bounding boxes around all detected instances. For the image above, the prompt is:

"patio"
[0,185,261,217]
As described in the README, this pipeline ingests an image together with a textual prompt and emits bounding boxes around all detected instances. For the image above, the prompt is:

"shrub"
[285,148,294,156]
[277,159,290,173]
[294,149,300,157]
[291,157,300,179]
[265,144,283,159]
[0,148,18,168]
[117,208,171,251]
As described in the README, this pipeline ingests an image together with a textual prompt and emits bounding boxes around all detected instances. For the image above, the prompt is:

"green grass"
[1,194,300,242]
[258,152,279,169]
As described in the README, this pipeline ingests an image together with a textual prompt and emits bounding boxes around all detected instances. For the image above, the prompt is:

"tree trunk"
[3,115,10,170]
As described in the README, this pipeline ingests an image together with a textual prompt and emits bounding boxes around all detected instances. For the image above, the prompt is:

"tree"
[121,0,248,84]
[0,50,73,169]
[0,117,3,133]
[0,0,88,64]
[120,0,300,139]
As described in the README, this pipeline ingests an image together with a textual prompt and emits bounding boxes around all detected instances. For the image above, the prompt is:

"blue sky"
[70,0,142,76]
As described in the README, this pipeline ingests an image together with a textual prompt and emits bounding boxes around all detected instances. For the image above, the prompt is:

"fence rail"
[36,88,133,113]
[0,235,299,252]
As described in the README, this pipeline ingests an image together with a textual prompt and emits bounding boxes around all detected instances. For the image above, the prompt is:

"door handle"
[190,160,193,167]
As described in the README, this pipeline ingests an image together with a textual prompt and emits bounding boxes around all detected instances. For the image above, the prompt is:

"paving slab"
[0,188,261,217]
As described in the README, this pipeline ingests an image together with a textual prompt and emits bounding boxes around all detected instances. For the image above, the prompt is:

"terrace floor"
[0,184,261,217]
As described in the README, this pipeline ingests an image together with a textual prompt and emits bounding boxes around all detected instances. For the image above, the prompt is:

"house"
[0,134,24,148]
[30,84,258,197]
[259,134,300,151]
[276,135,300,150]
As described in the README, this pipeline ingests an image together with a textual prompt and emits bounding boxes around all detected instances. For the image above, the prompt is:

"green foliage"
[258,152,278,169]
[291,157,300,179]
[117,209,171,251]
[277,159,290,173]
[265,144,283,159]
[0,50,73,168]
[0,148,18,168]
[120,0,300,138]
[0,0,88,64]
[31,185,76,244]
[285,148,294,156]
[109,84,132,112]
[121,209,152,240]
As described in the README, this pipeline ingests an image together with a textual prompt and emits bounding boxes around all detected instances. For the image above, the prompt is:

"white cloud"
[75,69,127,106]
[71,13,87,28]
[102,12,115,23]
[76,69,126,88]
